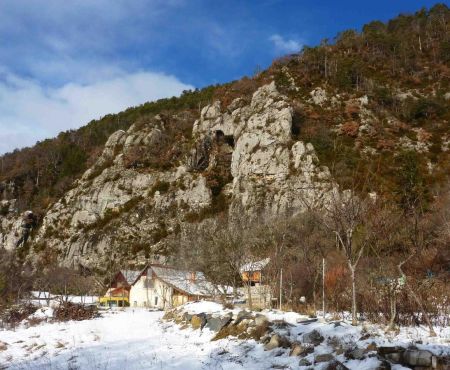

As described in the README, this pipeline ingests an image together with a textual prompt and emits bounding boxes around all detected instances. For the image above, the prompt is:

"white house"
[129,264,215,309]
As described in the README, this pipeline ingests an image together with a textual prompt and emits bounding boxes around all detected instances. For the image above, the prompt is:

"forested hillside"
[1,4,449,217]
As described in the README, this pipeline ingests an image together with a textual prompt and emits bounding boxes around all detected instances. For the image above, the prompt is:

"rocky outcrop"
[1,83,336,269]
[0,201,37,251]
[193,81,335,218]
[0,200,22,250]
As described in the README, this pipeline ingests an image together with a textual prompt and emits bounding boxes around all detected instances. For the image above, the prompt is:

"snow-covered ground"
[0,302,449,370]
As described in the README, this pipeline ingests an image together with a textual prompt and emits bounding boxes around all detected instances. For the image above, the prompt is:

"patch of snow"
[239,258,270,273]
[182,301,226,314]
[26,307,54,321]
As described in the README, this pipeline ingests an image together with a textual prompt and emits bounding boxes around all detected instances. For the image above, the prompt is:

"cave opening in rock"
[215,130,235,148]
[291,110,303,137]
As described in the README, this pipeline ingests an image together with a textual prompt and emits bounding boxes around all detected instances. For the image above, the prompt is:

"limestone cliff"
[1,83,335,269]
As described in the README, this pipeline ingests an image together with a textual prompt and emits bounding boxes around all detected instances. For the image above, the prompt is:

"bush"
[0,304,37,329]
[401,97,446,122]
[149,180,170,196]
[0,203,9,216]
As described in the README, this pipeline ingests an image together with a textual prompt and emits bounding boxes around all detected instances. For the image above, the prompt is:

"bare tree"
[171,218,247,303]
[312,190,373,325]
[396,207,437,336]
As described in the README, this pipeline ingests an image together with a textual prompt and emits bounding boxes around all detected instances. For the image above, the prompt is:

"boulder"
[377,346,406,356]
[205,315,232,332]
[377,346,405,364]
[290,342,314,357]
[299,358,312,367]
[255,314,269,326]
[271,320,294,330]
[191,314,207,330]
[264,334,291,351]
[314,353,334,363]
[303,329,324,346]
[242,318,256,327]
[162,311,175,321]
[0,341,7,351]
[345,347,366,360]
[324,360,350,370]
[290,343,314,357]
[234,310,253,325]
[402,349,433,367]
[384,352,403,364]
[260,334,272,344]
[374,358,391,370]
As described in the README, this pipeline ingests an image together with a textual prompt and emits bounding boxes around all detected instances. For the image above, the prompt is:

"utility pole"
[279,268,283,310]
[322,258,326,319]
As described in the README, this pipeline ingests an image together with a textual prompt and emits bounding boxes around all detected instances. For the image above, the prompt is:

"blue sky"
[0,0,443,154]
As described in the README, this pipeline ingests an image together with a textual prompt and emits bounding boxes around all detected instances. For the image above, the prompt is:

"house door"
[154,296,158,306]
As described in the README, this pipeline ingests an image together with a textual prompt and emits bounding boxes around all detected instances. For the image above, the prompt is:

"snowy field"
[0,302,449,370]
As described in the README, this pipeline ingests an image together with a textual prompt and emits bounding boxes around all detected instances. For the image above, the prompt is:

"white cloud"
[269,34,302,54]
[0,69,193,154]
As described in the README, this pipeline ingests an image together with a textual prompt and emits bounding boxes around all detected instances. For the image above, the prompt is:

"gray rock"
[191,313,207,330]
[255,314,269,326]
[260,334,271,344]
[377,346,405,364]
[271,320,294,330]
[264,334,291,351]
[205,315,232,332]
[290,343,314,357]
[344,347,366,360]
[377,346,405,356]
[374,358,391,370]
[303,329,324,346]
[290,343,303,356]
[234,310,253,325]
[314,353,334,363]
[324,360,349,370]
[402,349,432,367]
[299,358,312,367]
[182,312,192,322]
[384,352,402,364]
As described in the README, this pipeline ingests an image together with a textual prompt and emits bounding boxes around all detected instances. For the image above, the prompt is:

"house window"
[154,296,158,306]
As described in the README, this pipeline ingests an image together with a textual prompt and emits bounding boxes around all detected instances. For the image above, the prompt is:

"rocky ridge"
[1,83,335,269]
